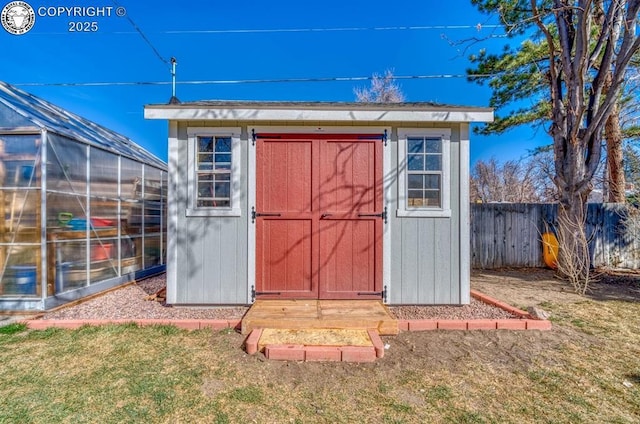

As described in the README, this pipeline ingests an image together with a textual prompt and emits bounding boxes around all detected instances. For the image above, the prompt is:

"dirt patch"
[472,267,640,308]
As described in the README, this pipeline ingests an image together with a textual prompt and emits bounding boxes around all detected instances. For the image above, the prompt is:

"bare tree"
[470,157,545,203]
[354,69,405,103]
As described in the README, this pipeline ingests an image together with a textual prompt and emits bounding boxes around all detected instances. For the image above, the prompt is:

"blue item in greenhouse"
[11,266,36,295]
[67,218,88,231]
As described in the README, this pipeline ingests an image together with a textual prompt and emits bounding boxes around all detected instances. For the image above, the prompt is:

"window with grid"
[196,136,231,208]
[397,128,451,218]
[186,127,241,217]
[407,137,443,208]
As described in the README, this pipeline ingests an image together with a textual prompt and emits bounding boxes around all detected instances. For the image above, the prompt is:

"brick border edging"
[243,328,384,362]
[20,290,550,333]
[395,290,552,332]
[23,318,242,331]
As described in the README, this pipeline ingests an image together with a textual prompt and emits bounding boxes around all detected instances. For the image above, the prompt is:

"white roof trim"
[144,107,494,123]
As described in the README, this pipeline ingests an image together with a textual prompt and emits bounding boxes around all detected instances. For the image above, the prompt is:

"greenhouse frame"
[0,82,167,312]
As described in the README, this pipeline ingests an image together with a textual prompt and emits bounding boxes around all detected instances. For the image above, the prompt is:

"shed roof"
[0,81,166,169]
[144,100,494,123]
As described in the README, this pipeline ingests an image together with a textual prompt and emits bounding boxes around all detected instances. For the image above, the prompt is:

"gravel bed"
[42,274,518,321]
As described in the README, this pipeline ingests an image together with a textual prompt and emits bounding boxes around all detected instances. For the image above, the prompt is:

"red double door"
[255,134,383,300]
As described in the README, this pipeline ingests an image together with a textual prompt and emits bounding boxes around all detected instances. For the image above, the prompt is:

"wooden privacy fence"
[470,203,640,269]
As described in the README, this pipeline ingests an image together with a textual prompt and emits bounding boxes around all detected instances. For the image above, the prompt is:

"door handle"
[321,213,333,218]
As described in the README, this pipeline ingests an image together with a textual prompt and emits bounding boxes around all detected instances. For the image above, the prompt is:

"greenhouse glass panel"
[122,200,142,235]
[0,134,41,189]
[120,157,143,201]
[1,189,40,231]
[144,201,162,234]
[144,236,161,268]
[0,245,40,296]
[47,135,87,195]
[90,147,119,199]
[52,240,88,290]
[46,192,87,235]
[121,235,142,274]
[90,239,118,284]
[144,166,162,201]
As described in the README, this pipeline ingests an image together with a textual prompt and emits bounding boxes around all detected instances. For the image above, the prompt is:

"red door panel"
[255,138,318,298]
[318,219,381,299]
[255,134,382,300]
[257,219,313,294]
[318,139,382,299]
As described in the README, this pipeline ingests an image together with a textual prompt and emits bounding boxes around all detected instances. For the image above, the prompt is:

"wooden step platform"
[241,299,398,335]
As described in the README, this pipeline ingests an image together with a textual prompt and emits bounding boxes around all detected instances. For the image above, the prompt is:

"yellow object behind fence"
[542,232,559,269]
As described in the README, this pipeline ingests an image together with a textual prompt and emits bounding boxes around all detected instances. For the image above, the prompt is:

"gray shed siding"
[168,120,469,305]
[389,125,468,304]
[168,122,248,304]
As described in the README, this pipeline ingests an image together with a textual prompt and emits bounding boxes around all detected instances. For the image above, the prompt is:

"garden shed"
[0,82,167,312]
[145,101,492,306]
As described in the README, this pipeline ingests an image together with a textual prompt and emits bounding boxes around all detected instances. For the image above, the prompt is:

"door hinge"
[251,129,256,146]
[383,129,388,147]
[357,285,387,302]
[357,206,387,224]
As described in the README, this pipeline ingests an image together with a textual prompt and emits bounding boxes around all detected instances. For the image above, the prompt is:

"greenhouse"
[0,81,167,312]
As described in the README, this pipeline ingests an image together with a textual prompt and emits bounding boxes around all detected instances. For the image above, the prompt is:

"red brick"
[305,346,342,362]
[467,320,498,330]
[437,320,468,330]
[496,320,527,330]
[165,320,199,330]
[51,320,85,329]
[525,320,552,330]
[408,320,438,331]
[397,320,410,331]
[199,320,231,330]
[340,346,377,363]
[367,330,385,358]
[244,329,263,355]
[228,320,242,331]
[265,344,305,361]
[25,320,53,330]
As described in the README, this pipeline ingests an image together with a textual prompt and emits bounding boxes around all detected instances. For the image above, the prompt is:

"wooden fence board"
[470,203,639,269]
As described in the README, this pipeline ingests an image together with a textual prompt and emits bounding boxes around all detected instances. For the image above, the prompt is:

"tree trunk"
[605,103,626,202]
[554,137,593,294]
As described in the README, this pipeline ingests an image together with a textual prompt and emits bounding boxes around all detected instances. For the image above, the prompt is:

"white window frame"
[186,127,241,217]
[397,128,451,218]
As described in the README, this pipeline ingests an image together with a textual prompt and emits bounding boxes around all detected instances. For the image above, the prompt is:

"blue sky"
[1,0,549,164]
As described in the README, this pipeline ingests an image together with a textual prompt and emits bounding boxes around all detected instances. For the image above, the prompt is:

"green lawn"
[0,295,639,423]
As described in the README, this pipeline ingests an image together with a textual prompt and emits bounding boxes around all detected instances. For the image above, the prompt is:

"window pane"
[407,155,424,171]
[198,137,213,153]
[407,174,424,189]
[197,199,215,207]
[425,138,442,153]
[212,199,230,207]
[215,137,231,153]
[425,156,442,171]
[425,174,441,190]
[198,181,212,198]
[215,154,232,170]
[407,138,424,153]
[215,181,230,198]
[424,190,441,207]
[198,154,214,171]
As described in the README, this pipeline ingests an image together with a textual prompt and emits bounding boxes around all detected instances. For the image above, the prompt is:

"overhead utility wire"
[111,0,171,68]
[157,24,503,35]
[13,74,496,88]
